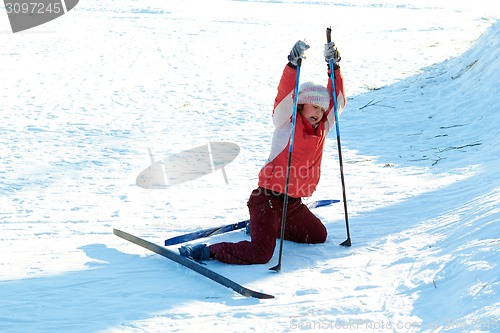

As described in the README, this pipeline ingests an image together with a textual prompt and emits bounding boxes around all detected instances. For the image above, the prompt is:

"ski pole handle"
[326,27,332,43]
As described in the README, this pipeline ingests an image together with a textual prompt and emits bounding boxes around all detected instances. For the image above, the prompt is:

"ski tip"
[242,288,275,299]
[317,199,340,205]
[308,199,340,209]
[255,292,275,299]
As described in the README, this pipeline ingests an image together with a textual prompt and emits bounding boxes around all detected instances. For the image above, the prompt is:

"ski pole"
[269,58,302,272]
[327,27,351,247]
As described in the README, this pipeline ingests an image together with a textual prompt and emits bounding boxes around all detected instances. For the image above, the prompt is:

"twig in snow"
[431,156,446,166]
[439,124,467,129]
[451,59,479,80]
[359,99,395,110]
[438,142,482,153]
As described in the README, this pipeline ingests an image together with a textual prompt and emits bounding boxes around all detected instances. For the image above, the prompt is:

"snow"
[0,0,498,332]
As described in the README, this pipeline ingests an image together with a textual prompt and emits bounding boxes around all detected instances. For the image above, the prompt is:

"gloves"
[324,41,341,69]
[288,40,310,66]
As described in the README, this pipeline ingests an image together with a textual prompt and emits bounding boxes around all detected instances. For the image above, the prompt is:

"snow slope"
[0,0,498,332]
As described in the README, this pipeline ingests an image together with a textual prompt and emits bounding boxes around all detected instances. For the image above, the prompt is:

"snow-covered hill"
[0,0,498,332]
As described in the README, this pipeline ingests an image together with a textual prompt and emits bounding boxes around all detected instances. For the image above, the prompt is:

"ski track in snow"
[0,0,499,332]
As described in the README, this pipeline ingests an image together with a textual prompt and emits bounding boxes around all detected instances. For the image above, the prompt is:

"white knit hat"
[297,82,330,111]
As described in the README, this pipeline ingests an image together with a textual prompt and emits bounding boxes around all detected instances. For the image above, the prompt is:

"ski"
[113,228,275,299]
[164,199,339,246]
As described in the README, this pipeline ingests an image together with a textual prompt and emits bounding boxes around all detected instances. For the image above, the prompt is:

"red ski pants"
[209,187,327,265]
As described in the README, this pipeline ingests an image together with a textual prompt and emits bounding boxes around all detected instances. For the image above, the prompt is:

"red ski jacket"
[257,64,346,198]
